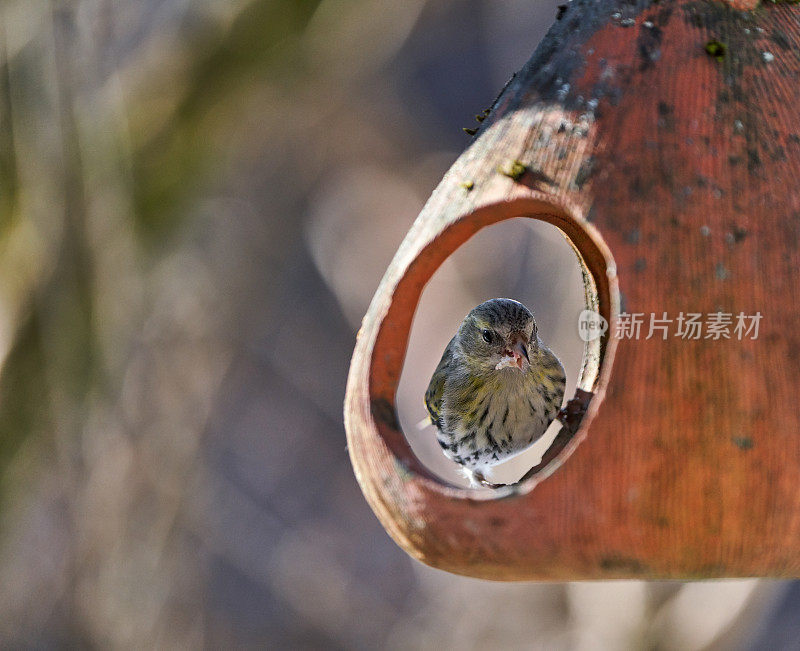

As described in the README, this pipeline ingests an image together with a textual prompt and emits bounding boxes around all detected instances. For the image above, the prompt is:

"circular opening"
[367,199,616,494]
[397,218,586,487]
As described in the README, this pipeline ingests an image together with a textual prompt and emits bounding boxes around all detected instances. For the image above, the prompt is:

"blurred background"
[1,0,800,648]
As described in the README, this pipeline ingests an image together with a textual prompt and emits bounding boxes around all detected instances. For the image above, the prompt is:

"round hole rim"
[363,196,619,499]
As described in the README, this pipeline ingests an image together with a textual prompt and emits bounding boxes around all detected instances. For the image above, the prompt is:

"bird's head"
[457,298,537,374]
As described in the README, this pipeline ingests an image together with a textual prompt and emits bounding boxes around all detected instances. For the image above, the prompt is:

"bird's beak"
[511,335,530,370]
[496,333,530,371]
[513,338,530,365]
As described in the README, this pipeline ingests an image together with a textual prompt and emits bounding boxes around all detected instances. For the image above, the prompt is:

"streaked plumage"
[425,298,566,486]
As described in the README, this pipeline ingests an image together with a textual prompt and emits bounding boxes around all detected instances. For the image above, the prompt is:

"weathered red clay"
[345,0,800,579]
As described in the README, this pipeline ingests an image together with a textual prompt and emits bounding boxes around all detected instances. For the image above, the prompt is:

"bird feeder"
[344,0,800,580]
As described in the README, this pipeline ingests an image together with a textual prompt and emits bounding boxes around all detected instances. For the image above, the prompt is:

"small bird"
[424,298,566,487]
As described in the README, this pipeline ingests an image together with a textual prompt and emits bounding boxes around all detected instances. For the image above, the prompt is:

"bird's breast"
[438,368,563,471]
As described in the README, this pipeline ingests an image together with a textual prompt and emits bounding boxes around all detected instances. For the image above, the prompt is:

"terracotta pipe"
[345,0,800,579]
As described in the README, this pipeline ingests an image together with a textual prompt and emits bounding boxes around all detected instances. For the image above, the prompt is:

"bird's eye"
[481,329,493,343]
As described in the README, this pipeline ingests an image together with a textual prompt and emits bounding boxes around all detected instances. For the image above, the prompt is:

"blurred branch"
[0,26,19,235]
[129,0,322,239]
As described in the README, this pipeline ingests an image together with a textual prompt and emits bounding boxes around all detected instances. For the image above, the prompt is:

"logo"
[578,309,608,342]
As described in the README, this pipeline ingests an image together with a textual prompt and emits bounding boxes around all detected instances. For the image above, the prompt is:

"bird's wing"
[539,345,567,418]
[424,338,456,428]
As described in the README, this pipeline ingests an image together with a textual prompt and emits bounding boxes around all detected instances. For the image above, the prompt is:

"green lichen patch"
[498,160,528,181]
[705,40,727,61]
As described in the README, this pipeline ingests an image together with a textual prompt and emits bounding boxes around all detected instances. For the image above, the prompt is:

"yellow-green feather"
[424,339,455,425]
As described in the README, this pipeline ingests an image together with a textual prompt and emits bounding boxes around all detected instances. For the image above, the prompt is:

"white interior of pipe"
[396,217,587,488]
